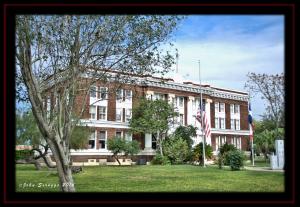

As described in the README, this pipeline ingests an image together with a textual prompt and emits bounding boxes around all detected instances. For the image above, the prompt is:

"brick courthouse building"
[45,71,251,163]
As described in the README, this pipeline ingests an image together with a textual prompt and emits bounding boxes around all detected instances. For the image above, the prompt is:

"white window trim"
[116,131,123,139]
[89,105,97,120]
[88,131,97,150]
[90,86,97,98]
[116,108,123,122]
[98,130,107,150]
[99,87,108,100]
[98,106,107,121]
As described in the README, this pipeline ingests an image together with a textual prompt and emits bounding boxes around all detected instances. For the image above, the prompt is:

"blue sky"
[166,15,284,120]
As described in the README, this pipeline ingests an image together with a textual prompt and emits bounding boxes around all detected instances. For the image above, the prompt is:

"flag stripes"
[196,102,211,138]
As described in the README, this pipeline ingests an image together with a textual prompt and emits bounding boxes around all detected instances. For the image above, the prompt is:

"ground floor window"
[215,136,226,151]
[88,131,96,149]
[152,134,157,149]
[231,137,241,150]
[98,130,106,149]
[116,131,122,138]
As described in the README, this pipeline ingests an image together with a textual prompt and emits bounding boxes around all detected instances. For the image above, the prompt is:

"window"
[179,97,184,107]
[116,89,123,100]
[152,134,157,149]
[89,106,96,120]
[98,131,106,149]
[216,136,227,151]
[220,118,225,129]
[220,103,225,112]
[171,97,175,106]
[125,109,132,122]
[125,132,132,141]
[231,137,241,150]
[154,93,164,100]
[231,119,234,129]
[230,104,234,114]
[180,114,184,125]
[235,119,240,130]
[215,118,219,129]
[116,108,122,122]
[98,106,106,120]
[90,86,97,98]
[89,131,96,149]
[99,87,107,100]
[125,90,132,101]
[234,105,240,113]
[215,102,219,113]
[116,131,122,138]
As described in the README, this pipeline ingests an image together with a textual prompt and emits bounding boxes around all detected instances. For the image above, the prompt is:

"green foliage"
[15,149,33,160]
[123,140,140,157]
[162,136,189,164]
[107,137,140,163]
[192,142,213,165]
[70,126,92,150]
[227,150,245,171]
[16,110,42,146]
[150,154,171,165]
[173,125,196,150]
[130,98,178,135]
[218,143,237,168]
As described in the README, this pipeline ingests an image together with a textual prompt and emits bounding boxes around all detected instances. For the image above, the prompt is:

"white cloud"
[165,16,284,119]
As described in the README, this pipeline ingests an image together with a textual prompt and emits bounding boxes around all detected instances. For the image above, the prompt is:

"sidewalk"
[244,166,284,173]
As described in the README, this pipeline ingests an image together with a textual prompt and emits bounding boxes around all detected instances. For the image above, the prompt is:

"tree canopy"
[16,15,182,192]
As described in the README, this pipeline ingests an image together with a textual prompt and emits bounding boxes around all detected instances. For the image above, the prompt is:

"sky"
[166,15,284,120]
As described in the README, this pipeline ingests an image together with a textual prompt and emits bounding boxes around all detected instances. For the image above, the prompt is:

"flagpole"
[199,60,206,167]
[249,93,255,167]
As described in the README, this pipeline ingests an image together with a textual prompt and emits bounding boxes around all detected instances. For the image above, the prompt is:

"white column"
[144,133,152,151]
[187,96,194,125]
[205,99,212,145]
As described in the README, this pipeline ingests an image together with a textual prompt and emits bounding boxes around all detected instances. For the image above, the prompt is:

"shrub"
[218,143,237,169]
[107,137,140,165]
[151,154,171,165]
[227,150,244,170]
[192,142,213,165]
[15,149,33,160]
[162,136,189,164]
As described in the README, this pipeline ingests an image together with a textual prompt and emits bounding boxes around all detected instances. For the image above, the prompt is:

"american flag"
[248,103,254,141]
[196,101,211,138]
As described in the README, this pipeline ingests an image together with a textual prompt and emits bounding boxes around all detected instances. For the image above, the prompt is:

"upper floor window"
[179,97,184,107]
[116,108,122,122]
[230,104,240,114]
[230,118,240,130]
[116,89,123,100]
[99,87,108,100]
[215,118,219,129]
[215,102,225,113]
[98,106,106,120]
[179,114,184,125]
[89,106,97,120]
[220,118,225,129]
[90,86,97,98]
[125,90,132,101]
[125,109,132,122]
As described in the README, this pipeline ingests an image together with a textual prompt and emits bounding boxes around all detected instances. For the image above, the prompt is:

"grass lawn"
[16,164,284,192]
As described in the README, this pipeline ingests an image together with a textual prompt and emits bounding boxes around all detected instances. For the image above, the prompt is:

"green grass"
[16,164,284,192]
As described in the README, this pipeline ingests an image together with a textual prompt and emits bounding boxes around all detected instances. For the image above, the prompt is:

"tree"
[173,125,196,150]
[253,119,284,160]
[245,73,284,133]
[129,98,178,156]
[16,110,91,169]
[16,15,181,191]
[107,138,140,165]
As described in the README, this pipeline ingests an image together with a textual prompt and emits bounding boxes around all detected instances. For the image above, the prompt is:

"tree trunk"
[48,140,75,192]
[114,155,121,165]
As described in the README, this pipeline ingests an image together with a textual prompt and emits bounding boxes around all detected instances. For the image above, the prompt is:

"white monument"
[270,139,284,170]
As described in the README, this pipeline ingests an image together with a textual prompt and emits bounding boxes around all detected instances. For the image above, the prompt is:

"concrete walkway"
[244,166,284,173]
